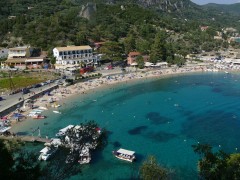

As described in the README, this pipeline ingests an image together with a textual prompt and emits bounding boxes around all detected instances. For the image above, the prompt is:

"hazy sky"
[191,0,240,5]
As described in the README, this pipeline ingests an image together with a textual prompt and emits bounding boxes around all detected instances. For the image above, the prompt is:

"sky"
[191,0,240,5]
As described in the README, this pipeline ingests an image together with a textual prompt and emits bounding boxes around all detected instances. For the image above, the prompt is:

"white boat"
[39,106,48,110]
[44,138,62,147]
[38,146,58,161]
[78,154,91,164]
[27,112,41,117]
[31,109,44,112]
[51,103,61,108]
[112,148,136,162]
[53,110,61,114]
[56,125,74,137]
[78,146,91,164]
[0,126,11,134]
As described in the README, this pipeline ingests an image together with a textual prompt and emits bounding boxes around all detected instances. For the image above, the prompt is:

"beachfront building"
[127,52,150,65]
[5,46,48,69]
[53,45,98,69]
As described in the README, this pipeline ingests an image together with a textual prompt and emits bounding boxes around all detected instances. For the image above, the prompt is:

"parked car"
[0,97,3,101]
[32,84,42,88]
[40,82,47,86]
[22,88,30,94]
[104,65,113,70]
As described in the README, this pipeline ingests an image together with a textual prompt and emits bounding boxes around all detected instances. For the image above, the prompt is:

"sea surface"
[12,72,240,179]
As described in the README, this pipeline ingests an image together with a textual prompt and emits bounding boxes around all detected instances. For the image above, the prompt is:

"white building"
[8,46,33,59]
[5,46,47,69]
[53,45,98,69]
[0,48,9,59]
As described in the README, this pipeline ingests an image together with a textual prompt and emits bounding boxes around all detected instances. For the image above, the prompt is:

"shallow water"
[12,72,240,179]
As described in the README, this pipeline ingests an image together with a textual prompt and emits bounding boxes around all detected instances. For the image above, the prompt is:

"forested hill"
[202,3,240,16]
[0,0,239,56]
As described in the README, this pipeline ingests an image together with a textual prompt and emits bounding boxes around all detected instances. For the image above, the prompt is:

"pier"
[0,135,51,143]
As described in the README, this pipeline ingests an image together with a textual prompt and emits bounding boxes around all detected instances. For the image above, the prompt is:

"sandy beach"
[2,64,209,128]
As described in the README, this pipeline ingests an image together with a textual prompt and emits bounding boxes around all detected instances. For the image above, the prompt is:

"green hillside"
[203,3,240,16]
[0,0,239,63]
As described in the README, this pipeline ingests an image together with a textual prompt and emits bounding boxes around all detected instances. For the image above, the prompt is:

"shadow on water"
[106,130,113,136]
[170,165,198,180]
[145,131,178,143]
[128,126,148,135]
[182,110,240,151]
[135,153,145,163]
[112,141,122,148]
[16,131,28,135]
[146,112,173,125]
[212,87,222,93]
[91,149,105,164]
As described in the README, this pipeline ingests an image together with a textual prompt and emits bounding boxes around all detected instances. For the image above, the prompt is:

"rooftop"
[117,148,135,156]
[128,52,141,56]
[55,46,92,51]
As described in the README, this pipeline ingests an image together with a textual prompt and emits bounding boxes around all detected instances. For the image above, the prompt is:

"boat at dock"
[38,145,58,161]
[112,148,136,162]
[56,125,74,137]
[44,138,62,147]
[53,110,61,114]
[78,146,91,164]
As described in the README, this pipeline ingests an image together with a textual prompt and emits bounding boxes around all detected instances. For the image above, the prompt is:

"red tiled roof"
[128,52,141,56]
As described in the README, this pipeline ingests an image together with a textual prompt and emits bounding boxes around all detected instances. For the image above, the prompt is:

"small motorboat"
[112,148,136,162]
[53,110,61,114]
[38,145,58,161]
[33,114,46,119]
[51,103,61,108]
[39,106,48,110]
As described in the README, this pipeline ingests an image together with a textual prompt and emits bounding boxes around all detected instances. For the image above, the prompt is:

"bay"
[12,72,240,179]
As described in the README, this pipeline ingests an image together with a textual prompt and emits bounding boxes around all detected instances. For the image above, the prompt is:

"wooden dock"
[0,135,51,143]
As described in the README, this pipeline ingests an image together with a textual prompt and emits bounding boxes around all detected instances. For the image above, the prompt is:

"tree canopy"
[193,144,240,180]
[140,155,168,180]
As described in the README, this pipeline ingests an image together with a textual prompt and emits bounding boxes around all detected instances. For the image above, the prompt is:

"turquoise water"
[12,72,240,179]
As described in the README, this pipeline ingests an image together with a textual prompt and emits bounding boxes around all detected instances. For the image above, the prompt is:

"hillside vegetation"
[203,3,240,16]
[0,0,239,63]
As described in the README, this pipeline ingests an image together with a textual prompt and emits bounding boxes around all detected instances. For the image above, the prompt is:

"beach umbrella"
[1,116,8,120]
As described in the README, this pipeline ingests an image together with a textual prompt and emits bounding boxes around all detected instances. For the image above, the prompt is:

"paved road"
[0,83,58,115]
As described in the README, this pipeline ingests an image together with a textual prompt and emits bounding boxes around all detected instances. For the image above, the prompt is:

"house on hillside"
[235,50,240,59]
[127,52,150,65]
[93,42,105,50]
[5,46,48,69]
[53,45,99,69]
[228,37,240,43]
[0,48,8,59]
[200,26,209,31]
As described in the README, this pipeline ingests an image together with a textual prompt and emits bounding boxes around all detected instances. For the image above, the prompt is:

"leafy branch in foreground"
[140,155,168,180]
[192,144,240,180]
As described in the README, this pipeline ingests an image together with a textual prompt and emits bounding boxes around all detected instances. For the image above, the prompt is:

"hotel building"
[53,45,98,69]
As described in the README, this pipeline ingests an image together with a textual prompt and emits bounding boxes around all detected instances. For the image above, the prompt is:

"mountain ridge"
[202,3,240,15]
